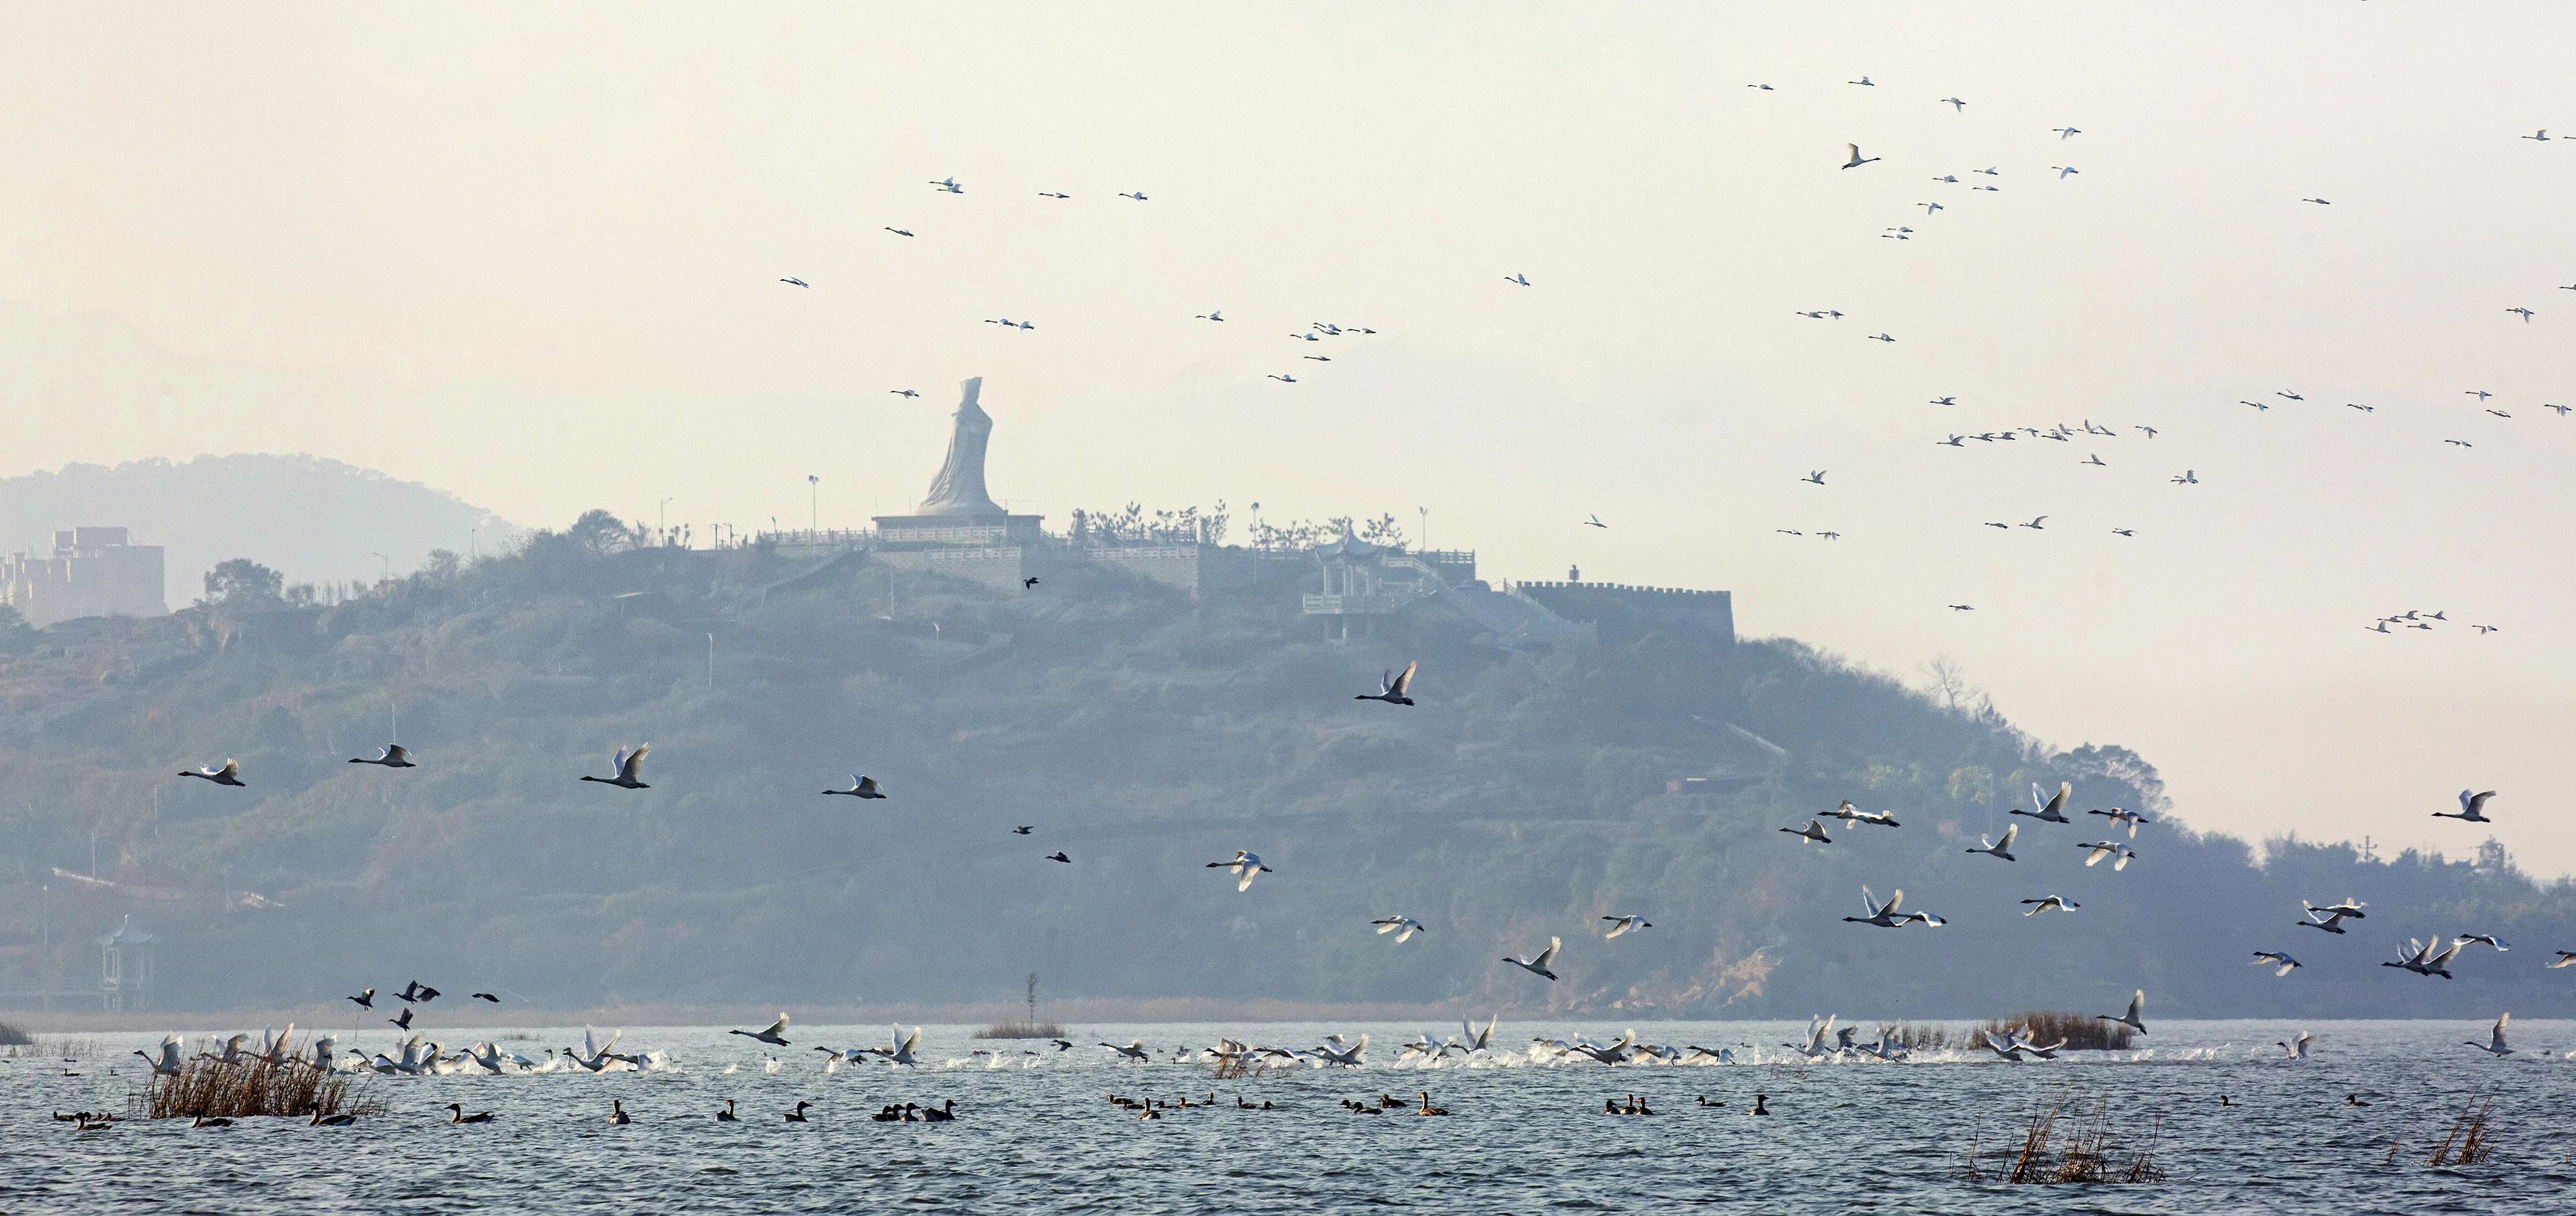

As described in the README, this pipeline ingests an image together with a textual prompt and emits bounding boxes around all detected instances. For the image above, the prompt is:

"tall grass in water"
[143,1057,383,1120]
[972,1020,1066,1040]
[1964,1088,2164,1184]
[1877,1021,1956,1050]
[2427,1090,2497,1166]
[1975,1011,2134,1051]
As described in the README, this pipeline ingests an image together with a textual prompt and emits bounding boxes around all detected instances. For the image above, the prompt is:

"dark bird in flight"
[891,389,919,397]
[1506,272,1531,286]
[347,988,374,1009]
[1038,191,1070,198]
[884,228,913,236]
[1584,515,1607,529]
[473,993,500,1003]
[2300,197,2329,205]
[2508,307,2534,322]
[390,1008,413,1031]
[1046,852,1072,864]
[1267,374,1297,383]
[1023,576,1039,589]
[2112,528,2136,537]
[780,278,810,287]
[1948,604,1974,611]
[400,980,440,1003]
[1012,826,1034,835]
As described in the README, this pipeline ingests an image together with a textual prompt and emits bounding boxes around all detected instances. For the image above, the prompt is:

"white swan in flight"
[1372,916,1426,942]
[135,1034,185,1076]
[2436,790,2497,822]
[1355,661,1417,705]
[1779,819,1833,845]
[1461,1015,1497,1052]
[1965,824,2018,862]
[1844,886,1945,928]
[2466,1012,2513,1057]
[2021,895,2079,915]
[729,1014,791,1047]
[867,1025,923,1066]
[2097,989,2147,1034]
[1502,936,1562,980]
[2279,1031,2312,1059]
[2086,807,2151,837]
[179,759,246,787]
[1602,915,1654,938]
[2252,951,2301,976]
[2383,936,2467,978]
[2298,906,2360,935]
[1205,850,1272,891]
[1313,1034,1369,1067]
[580,745,650,790]
[2079,841,2136,870]
[2011,782,2074,822]
[1842,144,1880,169]
[1826,800,1899,828]
[2456,933,2510,953]
[824,775,886,799]
[349,744,415,768]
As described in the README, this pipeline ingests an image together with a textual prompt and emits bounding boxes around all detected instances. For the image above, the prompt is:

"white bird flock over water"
[111,55,2576,1131]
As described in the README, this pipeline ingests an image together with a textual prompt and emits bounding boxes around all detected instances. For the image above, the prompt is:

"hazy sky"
[4,3,2573,870]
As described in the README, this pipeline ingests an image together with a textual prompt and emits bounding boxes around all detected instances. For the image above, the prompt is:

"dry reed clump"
[0,1020,30,1047]
[2427,1090,2497,1167]
[1976,1011,2134,1051]
[972,1021,1067,1040]
[1964,1088,2164,1185]
[142,1057,383,1121]
[1877,1021,1958,1050]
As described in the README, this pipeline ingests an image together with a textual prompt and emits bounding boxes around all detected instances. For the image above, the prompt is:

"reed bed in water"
[142,1057,382,1121]
[1965,1088,2164,1185]
[1975,1010,2134,1051]
[1876,1021,1957,1050]
[972,1021,1066,1040]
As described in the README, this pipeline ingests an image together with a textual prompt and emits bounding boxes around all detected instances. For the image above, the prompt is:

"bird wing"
[218,759,239,779]
[2043,783,2069,817]
[385,744,408,761]
[2495,1013,2510,1050]
[1884,888,1905,914]
[1859,886,1879,917]
[1534,937,1560,967]
[1998,824,2018,851]
[2084,844,2112,866]
[1389,661,1416,698]
[2126,991,2145,1021]
[621,743,649,780]
[765,1014,789,1037]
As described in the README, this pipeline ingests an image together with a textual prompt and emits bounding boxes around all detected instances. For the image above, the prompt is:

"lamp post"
[1418,507,1429,552]
[808,475,820,535]
[370,551,390,586]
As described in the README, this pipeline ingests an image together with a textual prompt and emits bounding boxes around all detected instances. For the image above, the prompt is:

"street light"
[370,551,390,585]
[808,475,820,535]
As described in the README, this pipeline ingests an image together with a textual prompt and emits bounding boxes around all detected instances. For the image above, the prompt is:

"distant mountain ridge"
[0,454,516,607]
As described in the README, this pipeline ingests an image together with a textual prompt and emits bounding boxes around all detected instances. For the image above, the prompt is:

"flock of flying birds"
[1725,79,2576,614]
[105,70,2576,1132]
[777,174,1390,392]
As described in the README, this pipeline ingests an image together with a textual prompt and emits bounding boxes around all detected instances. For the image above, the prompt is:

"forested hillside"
[0,513,2564,1019]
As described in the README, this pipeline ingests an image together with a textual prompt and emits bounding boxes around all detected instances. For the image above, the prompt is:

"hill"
[0,454,515,609]
[0,511,2564,1019]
